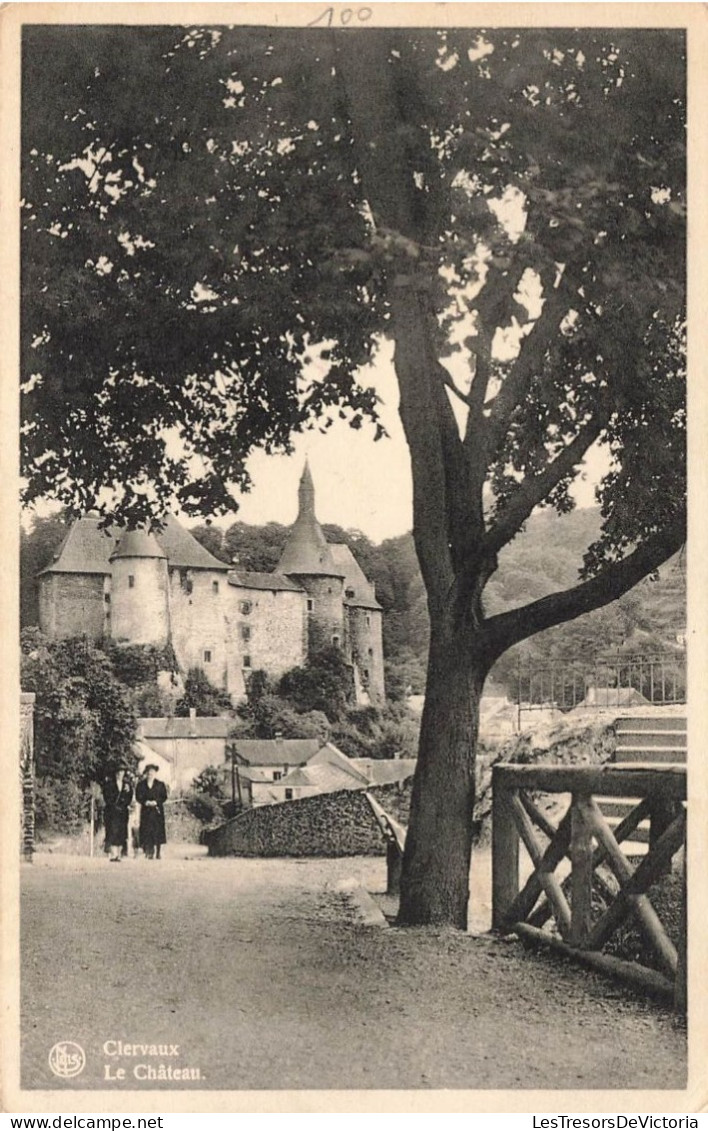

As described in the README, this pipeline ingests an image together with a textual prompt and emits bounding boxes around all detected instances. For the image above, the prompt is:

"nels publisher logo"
[48,1041,86,1079]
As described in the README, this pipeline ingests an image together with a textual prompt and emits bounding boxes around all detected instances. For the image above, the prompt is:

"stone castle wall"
[224,585,308,700]
[169,567,230,689]
[348,606,385,704]
[295,574,345,653]
[38,572,107,640]
[205,788,387,857]
[111,556,170,645]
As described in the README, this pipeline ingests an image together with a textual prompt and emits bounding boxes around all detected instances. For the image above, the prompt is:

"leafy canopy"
[22,27,685,575]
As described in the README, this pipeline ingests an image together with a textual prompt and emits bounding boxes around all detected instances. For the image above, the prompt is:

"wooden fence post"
[492,768,519,930]
[674,830,687,1015]
[386,841,403,895]
[649,796,680,879]
[569,795,594,947]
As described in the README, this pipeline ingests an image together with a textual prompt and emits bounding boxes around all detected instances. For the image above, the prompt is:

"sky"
[204,340,608,543]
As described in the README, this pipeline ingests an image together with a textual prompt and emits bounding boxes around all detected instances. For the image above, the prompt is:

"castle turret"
[277,462,346,653]
[109,530,169,646]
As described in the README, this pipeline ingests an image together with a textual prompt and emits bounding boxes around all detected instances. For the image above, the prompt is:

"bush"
[175,668,233,717]
[35,776,90,835]
[183,764,243,827]
[277,647,353,721]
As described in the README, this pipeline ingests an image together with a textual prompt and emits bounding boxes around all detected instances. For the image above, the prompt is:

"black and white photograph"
[2,2,705,1112]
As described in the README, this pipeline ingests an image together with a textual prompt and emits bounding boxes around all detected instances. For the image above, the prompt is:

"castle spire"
[298,459,315,520]
[277,462,344,578]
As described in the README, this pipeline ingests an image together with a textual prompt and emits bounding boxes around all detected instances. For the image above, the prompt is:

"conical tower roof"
[109,529,167,561]
[277,462,345,577]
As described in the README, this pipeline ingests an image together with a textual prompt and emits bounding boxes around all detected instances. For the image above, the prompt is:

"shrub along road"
[21,851,686,1092]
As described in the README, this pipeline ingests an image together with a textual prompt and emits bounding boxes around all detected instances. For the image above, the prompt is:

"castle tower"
[277,462,346,654]
[109,530,170,646]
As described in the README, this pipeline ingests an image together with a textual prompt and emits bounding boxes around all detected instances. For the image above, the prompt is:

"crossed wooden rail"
[491,763,687,1011]
[365,792,407,895]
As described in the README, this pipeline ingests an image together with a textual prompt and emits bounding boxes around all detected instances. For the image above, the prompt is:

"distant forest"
[21,507,685,698]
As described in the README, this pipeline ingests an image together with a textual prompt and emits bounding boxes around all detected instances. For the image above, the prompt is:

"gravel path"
[21,849,686,1092]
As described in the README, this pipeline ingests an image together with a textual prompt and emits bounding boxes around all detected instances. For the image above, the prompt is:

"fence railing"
[491,763,687,1011]
[516,652,686,713]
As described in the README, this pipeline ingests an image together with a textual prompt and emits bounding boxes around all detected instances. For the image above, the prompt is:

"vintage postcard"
[1,2,707,1115]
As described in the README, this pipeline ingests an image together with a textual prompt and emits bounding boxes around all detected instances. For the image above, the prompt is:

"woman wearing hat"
[136,764,168,859]
[102,763,134,863]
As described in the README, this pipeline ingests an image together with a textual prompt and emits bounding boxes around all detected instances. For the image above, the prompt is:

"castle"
[37,465,386,704]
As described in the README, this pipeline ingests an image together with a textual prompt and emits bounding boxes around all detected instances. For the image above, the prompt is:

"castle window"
[203,650,212,663]
[240,599,253,616]
[332,634,341,647]
[104,593,111,604]
[307,598,314,613]
[366,614,371,627]
[363,669,370,679]
[243,654,252,668]
[346,587,355,599]
[368,647,373,656]
[240,625,251,642]
[285,789,294,801]
[128,575,135,589]
[273,771,283,781]
[212,580,219,594]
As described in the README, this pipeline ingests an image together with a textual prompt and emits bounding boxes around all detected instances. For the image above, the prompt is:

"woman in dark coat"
[136,764,168,859]
[102,766,134,862]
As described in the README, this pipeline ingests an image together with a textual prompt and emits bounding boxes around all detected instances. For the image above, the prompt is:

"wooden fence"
[491,763,687,1011]
[20,693,36,862]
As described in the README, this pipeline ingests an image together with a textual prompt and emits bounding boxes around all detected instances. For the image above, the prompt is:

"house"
[226,737,364,806]
[137,714,232,791]
[226,736,416,806]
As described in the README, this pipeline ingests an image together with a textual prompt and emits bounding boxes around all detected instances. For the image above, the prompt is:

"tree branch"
[439,366,473,409]
[483,282,569,461]
[482,516,686,661]
[485,413,607,556]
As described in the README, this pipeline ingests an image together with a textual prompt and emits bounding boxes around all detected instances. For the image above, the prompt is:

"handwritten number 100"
[308,7,373,27]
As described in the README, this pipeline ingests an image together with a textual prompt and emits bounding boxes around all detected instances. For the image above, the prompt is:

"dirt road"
[21,850,686,1092]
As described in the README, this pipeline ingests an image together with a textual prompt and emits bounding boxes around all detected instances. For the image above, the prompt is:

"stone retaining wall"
[204,788,388,857]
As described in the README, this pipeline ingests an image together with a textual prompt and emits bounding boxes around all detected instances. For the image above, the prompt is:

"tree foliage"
[22,26,685,550]
[20,633,138,784]
[175,667,233,717]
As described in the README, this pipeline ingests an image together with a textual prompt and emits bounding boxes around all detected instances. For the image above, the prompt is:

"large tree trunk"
[397,618,488,928]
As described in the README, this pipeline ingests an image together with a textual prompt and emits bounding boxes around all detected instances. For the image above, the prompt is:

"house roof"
[134,738,173,765]
[350,758,417,785]
[38,517,117,576]
[138,716,233,739]
[280,763,365,793]
[38,514,229,576]
[227,571,303,593]
[155,516,230,571]
[330,544,382,610]
[229,737,323,767]
[233,765,279,785]
[110,530,166,561]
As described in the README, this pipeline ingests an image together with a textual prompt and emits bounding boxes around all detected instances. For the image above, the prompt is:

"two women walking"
[102,763,168,861]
